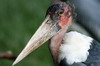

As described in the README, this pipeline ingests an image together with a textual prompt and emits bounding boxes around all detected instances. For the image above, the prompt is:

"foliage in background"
[0,0,53,66]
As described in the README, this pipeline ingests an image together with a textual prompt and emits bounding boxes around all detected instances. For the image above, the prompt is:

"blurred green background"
[0,0,53,66]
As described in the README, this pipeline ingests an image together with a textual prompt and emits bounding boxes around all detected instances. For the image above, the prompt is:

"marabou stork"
[13,1,100,66]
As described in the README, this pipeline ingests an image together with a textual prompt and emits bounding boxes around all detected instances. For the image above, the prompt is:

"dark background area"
[0,0,53,66]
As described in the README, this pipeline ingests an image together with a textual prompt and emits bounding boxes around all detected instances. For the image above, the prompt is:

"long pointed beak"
[12,15,60,65]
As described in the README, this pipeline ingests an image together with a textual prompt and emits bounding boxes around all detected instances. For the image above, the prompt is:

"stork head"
[46,2,74,28]
[13,2,75,65]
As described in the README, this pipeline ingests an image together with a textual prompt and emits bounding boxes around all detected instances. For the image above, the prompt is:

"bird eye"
[58,9,64,15]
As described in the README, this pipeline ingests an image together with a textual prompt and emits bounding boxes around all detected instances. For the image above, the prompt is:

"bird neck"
[49,22,71,66]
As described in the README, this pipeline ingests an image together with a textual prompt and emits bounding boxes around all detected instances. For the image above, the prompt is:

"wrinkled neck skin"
[49,18,72,66]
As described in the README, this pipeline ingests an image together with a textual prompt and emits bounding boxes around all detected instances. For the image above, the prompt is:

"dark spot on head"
[46,2,75,21]
[46,4,61,15]
[46,4,62,21]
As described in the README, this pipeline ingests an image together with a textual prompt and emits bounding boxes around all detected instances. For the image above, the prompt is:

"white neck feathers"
[59,31,93,65]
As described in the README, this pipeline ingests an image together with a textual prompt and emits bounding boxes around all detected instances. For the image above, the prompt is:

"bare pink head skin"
[12,2,74,66]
